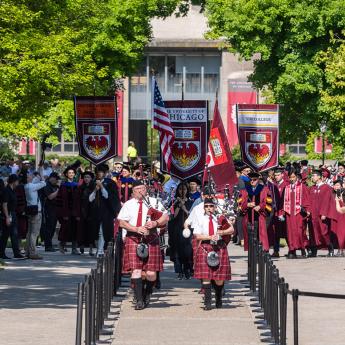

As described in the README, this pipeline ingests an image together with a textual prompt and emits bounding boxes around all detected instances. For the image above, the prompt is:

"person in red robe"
[283,168,311,258]
[308,169,334,257]
[271,167,290,257]
[238,172,272,251]
[328,180,345,256]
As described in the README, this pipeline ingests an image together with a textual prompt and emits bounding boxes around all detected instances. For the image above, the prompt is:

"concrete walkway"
[273,248,345,345]
[0,249,95,345]
[112,245,261,345]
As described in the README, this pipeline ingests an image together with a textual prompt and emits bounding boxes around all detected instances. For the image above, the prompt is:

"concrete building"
[42,5,306,162]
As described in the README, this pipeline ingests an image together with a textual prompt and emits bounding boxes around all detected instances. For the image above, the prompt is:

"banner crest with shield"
[75,96,118,165]
[161,100,208,180]
[237,104,279,172]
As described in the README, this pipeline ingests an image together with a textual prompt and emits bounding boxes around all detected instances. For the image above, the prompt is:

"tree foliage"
[205,0,345,144]
[0,0,182,141]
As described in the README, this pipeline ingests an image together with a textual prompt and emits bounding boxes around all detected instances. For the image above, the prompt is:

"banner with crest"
[237,104,279,172]
[161,100,208,180]
[74,96,118,165]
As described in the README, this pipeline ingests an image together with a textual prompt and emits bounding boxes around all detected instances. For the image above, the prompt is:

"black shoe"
[0,255,11,260]
[184,271,191,280]
[307,247,317,257]
[287,251,297,259]
[177,273,183,280]
[45,247,57,252]
[13,254,26,259]
[301,249,307,257]
[135,300,145,310]
[328,251,334,257]
[79,247,84,254]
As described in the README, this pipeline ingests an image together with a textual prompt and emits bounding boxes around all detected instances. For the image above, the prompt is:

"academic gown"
[308,184,333,247]
[77,182,98,246]
[90,178,121,243]
[327,194,345,249]
[239,184,271,251]
[283,182,310,251]
[56,182,82,243]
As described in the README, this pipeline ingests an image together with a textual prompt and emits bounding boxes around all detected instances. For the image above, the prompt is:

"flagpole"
[150,74,154,170]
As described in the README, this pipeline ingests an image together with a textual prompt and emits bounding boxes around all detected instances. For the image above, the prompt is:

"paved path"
[112,245,261,345]
[273,248,345,345]
[0,249,95,345]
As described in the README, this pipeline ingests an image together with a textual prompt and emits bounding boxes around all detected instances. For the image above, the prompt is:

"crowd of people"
[1,156,345,310]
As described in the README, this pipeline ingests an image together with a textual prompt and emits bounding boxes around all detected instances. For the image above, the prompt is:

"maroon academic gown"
[239,185,271,251]
[328,195,345,249]
[283,182,310,251]
[309,183,333,247]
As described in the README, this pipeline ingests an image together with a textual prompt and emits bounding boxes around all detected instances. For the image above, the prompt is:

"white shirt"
[118,197,166,238]
[185,201,204,227]
[186,198,225,227]
[193,213,219,236]
[24,181,46,211]
[11,164,19,175]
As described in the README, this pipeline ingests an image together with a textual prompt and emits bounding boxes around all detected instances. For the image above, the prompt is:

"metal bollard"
[96,260,102,339]
[279,279,288,345]
[85,276,92,345]
[75,283,84,345]
[292,289,299,345]
[272,268,279,343]
[90,269,96,344]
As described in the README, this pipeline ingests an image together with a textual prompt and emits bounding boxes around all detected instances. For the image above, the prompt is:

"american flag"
[152,77,174,171]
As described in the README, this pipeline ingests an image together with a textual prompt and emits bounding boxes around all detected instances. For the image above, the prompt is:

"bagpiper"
[193,198,234,310]
[118,179,169,310]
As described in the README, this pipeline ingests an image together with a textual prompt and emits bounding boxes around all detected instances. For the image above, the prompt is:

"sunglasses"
[204,204,215,208]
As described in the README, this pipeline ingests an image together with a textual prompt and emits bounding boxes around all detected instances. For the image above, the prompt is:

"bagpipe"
[205,168,239,221]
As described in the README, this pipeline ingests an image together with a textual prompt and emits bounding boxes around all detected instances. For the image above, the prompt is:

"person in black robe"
[77,171,97,255]
[89,164,121,257]
[56,167,81,255]
[168,182,194,279]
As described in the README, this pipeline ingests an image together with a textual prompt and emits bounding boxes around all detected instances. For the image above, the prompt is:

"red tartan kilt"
[122,234,163,273]
[193,242,231,281]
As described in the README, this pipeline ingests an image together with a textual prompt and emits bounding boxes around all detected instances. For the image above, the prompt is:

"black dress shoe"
[13,254,26,259]
[0,255,11,260]
[135,301,145,310]
[177,273,183,280]
[45,247,57,252]
[287,252,297,259]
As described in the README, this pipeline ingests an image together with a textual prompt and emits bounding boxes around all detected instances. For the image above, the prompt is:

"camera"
[336,189,344,198]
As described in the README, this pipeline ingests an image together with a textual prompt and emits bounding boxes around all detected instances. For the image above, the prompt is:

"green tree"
[0,0,182,141]
[205,0,345,144]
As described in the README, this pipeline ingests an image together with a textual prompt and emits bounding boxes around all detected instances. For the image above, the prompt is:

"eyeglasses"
[204,205,215,208]
[251,178,258,181]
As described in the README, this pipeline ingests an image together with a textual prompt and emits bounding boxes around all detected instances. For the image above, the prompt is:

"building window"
[129,53,221,120]
[287,141,306,155]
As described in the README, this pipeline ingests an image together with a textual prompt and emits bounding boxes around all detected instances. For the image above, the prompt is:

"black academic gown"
[90,178,121,243]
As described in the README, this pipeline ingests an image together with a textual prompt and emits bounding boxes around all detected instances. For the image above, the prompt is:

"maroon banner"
[227,79,257,148]
[205,100,237,190]
[161,100,208,180]
[74,96,118,165]
[237,104,279,172]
